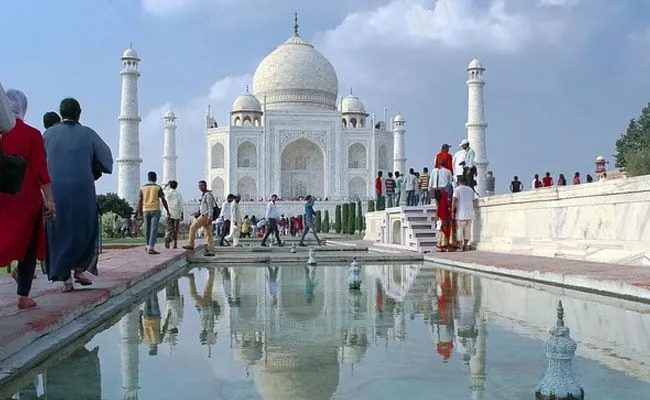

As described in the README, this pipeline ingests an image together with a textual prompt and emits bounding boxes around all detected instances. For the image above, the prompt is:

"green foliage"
[315,210,322,233]
[97,193,134,218]
[348,202,356,235]
[323,210,330,232]
[367,200,375,212]
[341,203,349,234]
[101,212,118,238]
[376,196,385,211]
[335,205,342,234]
[625,151,650,177]
[356,201,363,232]
[615,103,650,170]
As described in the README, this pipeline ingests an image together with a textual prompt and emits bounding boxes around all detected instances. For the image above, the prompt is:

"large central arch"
[281,139,325,199]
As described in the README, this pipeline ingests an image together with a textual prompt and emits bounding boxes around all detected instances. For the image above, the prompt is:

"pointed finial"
[129,41,133,49]
[556,301,565,327]
[349,87,353,95]
[294,11,299,35]
[245,84,249,93]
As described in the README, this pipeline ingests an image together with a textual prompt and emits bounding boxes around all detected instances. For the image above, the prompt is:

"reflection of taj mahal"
[205,15,406,201]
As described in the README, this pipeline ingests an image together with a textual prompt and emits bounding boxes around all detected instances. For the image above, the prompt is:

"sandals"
[74,273,93,286]
[17,297,37,310]
[62,284,74,293]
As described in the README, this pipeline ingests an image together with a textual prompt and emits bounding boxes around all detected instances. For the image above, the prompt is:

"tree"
[323,210,330,232]
[615,103,650,171]
[356,201,363,232]
[315,210,322,233]
[625,151,650,177]
[342,203,349,234]
[335,205,342,234]
[97,193,134,218]
[348,202,356,235]
[367,200,375,212]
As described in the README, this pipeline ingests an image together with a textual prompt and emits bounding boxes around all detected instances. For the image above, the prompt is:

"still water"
[3,263,650,399]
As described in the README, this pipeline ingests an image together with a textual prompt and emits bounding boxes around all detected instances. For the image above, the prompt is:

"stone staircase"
[402,206,437,253]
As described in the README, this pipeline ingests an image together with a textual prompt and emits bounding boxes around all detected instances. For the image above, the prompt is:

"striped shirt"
[420,173,430,189]
[385,178,395,194]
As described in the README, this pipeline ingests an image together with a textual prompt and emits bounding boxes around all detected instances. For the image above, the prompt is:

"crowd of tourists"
[0,83,113,309]
[509,171,600,192]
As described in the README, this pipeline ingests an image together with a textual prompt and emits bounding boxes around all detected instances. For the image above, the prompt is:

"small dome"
[164,109,176,119]
[122,47,140,60]
[341,94,367,115]
[232,93,262,113]
[393,113,405,123]
[596,155,606,162]
[468,57,483,69]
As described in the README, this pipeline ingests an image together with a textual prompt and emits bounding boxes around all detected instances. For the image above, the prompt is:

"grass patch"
[102,237,144,244]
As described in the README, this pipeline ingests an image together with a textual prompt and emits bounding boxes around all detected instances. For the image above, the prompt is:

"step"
[411,232,437,239]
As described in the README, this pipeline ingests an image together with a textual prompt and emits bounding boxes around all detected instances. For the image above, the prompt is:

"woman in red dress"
[0,89,55,309]
[433,189,454,251]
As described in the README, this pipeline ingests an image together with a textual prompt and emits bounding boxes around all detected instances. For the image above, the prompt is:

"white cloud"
[141,0,229,16]
[139,74,251,190]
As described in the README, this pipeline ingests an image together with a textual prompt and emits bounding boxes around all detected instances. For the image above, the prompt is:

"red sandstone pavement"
[0,244,189,363]
[430,250,650,292]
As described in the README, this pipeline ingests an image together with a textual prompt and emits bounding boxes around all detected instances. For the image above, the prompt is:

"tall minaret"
[117,44,143,207]
[466,57,489,196]
[392,113,406,175]
[162,108,177,184]
[119,308,141,400]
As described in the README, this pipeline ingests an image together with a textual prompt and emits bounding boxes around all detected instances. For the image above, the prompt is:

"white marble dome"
[122,47,140,60]
[252,33,339,111]
[232,93,262,113]
[164,109,176,119]
[341,94,367,115]
[393,113,405,123]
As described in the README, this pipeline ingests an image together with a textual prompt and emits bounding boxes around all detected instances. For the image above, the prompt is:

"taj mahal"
[204,16,405,202]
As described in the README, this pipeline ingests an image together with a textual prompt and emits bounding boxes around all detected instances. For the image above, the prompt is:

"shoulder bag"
[0,134,27,194]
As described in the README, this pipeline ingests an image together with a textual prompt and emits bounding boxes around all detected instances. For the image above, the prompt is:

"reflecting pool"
[3,263,650,399]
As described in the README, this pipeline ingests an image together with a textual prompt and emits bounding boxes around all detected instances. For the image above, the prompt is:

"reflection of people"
[140,295,169,356]
[188,268,221,354]
[164,279,184,348]
[12,345,102,398]
[304,266,316,304]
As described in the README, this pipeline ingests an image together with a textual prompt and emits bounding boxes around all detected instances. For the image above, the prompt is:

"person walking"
[43,98,113,293]
[183,180,216,257]
[219,194,234,246]
[261,194,283,247]
[299,195,322,246]
[137,171,170,255]
[0,88,55,309]
[163,180,183,249]
[226,194,242,247]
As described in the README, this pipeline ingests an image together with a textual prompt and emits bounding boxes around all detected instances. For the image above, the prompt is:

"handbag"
[0,134,27,194]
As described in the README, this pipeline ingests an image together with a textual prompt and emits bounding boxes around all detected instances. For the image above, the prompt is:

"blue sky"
[3,0,650,197]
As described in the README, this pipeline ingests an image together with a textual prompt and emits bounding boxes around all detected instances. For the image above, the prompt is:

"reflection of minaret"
[120,308,141,400]
[469,319,487,400]
[394,301,406,342]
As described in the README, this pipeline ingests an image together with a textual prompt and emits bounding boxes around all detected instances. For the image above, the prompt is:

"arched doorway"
[281,139,325,198]
[211,177,225,200]
[237,177,257,201]
[348,177,366,200]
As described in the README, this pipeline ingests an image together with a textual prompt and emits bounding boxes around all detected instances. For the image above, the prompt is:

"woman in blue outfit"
[43,98,113,292]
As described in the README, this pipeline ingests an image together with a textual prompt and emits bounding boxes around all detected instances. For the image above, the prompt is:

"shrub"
[348,202,356,235]
[342,203,349,234]
[323,210,330,232]
[367,200,375,212]
[315,210,322,233]
[356,201,363,232]
[335,205,342,233]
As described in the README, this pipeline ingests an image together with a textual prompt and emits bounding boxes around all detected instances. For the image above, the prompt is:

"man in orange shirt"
[434,144,453,174]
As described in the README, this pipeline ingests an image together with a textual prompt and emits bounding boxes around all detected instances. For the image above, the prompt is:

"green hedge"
[356,201,363,232]
[335,205,342,233]
[342,203,349,234]
[348,202,356,234]
[367,200,375,212]
[323,210,330,232]
[315,210,322,233]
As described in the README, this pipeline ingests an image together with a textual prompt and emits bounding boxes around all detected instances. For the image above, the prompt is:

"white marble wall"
[476,175,650,265]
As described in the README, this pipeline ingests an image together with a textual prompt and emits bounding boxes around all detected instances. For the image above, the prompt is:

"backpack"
[207,193,220,221]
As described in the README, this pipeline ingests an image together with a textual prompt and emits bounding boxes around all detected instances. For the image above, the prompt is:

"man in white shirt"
[163,180,184,249]
[452,147,466,184]
[429,158,454,197]
[452,177,475,251]
[404,168,419,206]
[261,194,283,247]
[219,194,234,246]
[225,194,242,247]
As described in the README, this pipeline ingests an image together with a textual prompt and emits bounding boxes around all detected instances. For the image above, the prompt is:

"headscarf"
[6,89,27,120]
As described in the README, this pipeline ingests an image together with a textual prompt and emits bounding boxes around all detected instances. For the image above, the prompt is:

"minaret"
[117,44,143,207]
[465,57,489,197]
[162,107,177,184]
[392,113,406,175]
[119,308,141,400]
